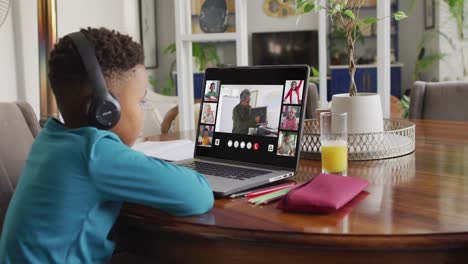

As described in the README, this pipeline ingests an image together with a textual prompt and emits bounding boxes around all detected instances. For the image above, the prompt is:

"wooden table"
[116,120,468,263]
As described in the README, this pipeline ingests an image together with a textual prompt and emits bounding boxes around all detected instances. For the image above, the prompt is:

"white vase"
[331,93,384,134]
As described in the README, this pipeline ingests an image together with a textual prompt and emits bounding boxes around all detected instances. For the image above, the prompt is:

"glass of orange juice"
[320,112,348,176]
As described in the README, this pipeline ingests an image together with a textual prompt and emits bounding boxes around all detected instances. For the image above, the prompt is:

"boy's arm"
[88,136,214,216]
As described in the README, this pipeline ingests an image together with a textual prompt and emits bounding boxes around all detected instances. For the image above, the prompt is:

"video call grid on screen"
[195,66,309,170]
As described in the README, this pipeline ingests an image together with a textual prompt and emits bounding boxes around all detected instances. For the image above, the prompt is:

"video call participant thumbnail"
[201,103,217,125]
[198,125,214,147]
[280,105,300,131]
[277,132,297,157]
[232,89,266,134]
[204,81,219,101]
[283,80,303,104]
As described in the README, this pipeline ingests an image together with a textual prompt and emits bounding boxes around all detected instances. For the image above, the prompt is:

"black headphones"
[67,32,121,130]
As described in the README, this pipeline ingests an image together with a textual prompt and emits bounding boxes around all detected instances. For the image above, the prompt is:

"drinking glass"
[320,112,348,176]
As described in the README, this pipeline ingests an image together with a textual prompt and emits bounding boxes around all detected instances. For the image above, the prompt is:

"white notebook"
[132,140,195,161]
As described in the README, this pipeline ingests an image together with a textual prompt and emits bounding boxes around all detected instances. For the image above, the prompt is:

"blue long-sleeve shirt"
[0,119,214,263]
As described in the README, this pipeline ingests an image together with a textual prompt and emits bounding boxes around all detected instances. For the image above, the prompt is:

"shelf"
[329,63,404,69]
[180,33,239,42]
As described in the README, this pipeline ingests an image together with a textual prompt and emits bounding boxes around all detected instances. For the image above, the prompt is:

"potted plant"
[159,43,221,96]
[296,0,407,133]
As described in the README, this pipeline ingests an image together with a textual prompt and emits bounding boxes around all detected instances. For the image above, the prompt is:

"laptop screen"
[195,65,310,170]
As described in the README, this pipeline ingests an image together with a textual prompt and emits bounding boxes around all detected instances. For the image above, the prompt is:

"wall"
[0,0,139,117]
[10,0,40,114]
[0,6,18,102]
[57,0,139,39]
[151,0,176,94]
[398,0,428,93]
[437,1,468,81]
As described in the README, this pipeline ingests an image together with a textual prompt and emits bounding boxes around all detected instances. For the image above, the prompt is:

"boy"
[200,127,212,146]
[0,28,214,263]
[204,82,218,101]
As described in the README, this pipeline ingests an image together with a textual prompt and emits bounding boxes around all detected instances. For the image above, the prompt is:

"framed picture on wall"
[424,0,435,29]
[139,0,158,68]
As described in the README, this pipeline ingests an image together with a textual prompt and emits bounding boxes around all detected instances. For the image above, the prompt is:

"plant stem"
[348,34,357,96]
[460,39,468,77]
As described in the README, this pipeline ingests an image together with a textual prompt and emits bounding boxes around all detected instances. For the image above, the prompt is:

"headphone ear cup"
[87,93,121,130]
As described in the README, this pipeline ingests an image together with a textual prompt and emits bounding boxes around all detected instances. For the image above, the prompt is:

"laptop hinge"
[193,155,294,172]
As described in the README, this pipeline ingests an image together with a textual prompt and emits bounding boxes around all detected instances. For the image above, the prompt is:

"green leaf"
[399,99,409,109]
[393,11,408,21]
[303,2,316,13]
[148,76,158,90]
[417,53,445,71]
[311,66,319,77]
[296,0,308,9]
[402,95,410,104]
[362,17,379,24]
[163,43,176,55]
[344,10,355,20]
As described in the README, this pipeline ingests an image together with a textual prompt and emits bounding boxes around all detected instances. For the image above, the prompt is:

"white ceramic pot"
[331,93,384,134]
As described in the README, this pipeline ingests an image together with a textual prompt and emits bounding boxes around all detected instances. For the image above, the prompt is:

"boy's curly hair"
[48,27,144,99]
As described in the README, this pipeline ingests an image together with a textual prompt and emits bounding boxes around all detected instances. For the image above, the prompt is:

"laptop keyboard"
[180,161,269,180]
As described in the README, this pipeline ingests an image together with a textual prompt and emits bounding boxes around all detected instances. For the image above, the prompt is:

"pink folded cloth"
[277,173,368,213]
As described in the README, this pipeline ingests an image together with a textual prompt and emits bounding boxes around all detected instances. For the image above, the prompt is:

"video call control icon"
[234,141,239,148]
[215,139,220,146]
[268,144,274,152]
[254,143,260,151]
[228,140,233,147]
[246,142,252,150]
[240,141,245,149]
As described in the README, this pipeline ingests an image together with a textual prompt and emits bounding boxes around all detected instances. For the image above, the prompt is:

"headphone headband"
[67,32,107,97]
[66,31,121,130]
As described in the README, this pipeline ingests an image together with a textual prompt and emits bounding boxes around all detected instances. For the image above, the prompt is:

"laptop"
[175,65,310,197]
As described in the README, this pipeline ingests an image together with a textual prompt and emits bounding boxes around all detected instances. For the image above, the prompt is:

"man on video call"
[232,89,264,134]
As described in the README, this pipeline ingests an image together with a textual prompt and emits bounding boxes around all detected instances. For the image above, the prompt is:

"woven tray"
[300,119,416,161]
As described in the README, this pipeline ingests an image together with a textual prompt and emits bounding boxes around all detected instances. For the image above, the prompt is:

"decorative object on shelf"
[424,0,435,29]
[0,0,10,28]
[300,119,415,161]
[263,0,296,17]
[199,0,228,33]
[296,0,407,133]
[191,0,235,34]
[139,0,158,68]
